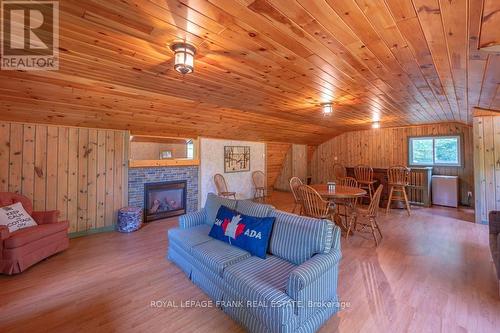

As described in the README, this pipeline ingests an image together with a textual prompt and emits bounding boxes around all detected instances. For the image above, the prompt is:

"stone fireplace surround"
[128,166,198,218]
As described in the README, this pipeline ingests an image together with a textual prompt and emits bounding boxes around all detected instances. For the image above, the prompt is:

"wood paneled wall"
[273,144,308,191]
[0,121,129,234]
[310,123,473,206]
[473,113,500,223]
[265,142,291,191]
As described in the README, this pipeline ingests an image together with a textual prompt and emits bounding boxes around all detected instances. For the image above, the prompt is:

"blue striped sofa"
[167,193,342,333]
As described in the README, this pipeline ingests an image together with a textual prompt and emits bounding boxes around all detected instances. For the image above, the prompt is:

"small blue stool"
[117,207,143,233]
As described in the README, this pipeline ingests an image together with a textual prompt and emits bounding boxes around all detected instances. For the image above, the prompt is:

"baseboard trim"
[69,225,115,238]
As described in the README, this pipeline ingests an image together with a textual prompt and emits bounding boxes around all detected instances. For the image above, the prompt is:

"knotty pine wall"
[274,144,308,191]
[265,142,291,191]
[0,121,129,234]
[310,123,474,206]
[473,113,500,223]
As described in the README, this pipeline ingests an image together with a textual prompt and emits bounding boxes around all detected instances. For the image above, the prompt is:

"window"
[186,140,194,159]
[409,136,461,166]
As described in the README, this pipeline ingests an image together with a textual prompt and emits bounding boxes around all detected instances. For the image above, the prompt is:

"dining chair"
[252,170,266,202]
[297,184,334,220]
[213,173,236,199]
[386,166,411,216]
[338,176,357,188]
[333,163,347,181]
[354,165,376,200]
[336,177,358,227]
[346,185,384,246]
[289,176,303,215]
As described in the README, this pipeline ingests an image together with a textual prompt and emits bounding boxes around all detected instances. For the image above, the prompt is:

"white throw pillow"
[0,202,38,233]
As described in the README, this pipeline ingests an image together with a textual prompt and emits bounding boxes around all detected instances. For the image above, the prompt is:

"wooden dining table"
[310,184,367,232]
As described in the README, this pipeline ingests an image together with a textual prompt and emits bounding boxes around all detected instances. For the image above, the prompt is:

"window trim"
[408,134,463,167]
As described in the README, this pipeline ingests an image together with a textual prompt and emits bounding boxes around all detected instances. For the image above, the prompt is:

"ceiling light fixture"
[322,103,333,115]
[372,121,380,129]
[170,42,196,75]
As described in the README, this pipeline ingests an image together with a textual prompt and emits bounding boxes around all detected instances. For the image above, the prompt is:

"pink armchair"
[0,192,69,275]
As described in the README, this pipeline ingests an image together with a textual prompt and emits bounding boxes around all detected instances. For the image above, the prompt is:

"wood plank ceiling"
[0,0,499,144]
[479,0,500,52]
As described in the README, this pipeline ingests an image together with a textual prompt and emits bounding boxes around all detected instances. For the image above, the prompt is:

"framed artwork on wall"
[224,146,250,172]
[160,150,173,159]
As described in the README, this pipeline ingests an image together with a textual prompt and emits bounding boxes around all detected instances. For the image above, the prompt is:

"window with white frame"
[186,140,194,159]
[408,135,461,166]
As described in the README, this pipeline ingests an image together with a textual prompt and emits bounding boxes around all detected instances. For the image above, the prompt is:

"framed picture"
[224,146,250,173]
[160,150,172,159]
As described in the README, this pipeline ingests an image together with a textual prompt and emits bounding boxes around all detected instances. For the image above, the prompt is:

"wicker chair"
[386,166,411,216]
[354,165,376,200]
[252,170,266,202]
[347,185,384,246]
[298,184,335,220]
[332,163,347,181]
[213,173,236,199]
[289,176,303,215]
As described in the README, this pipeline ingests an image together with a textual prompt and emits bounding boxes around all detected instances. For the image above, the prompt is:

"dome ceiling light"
[321,103,333,115]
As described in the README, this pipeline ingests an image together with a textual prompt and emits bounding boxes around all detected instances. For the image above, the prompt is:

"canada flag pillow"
[208,205,275,259]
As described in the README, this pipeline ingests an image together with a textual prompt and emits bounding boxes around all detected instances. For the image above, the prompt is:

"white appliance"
[431,175,459,207]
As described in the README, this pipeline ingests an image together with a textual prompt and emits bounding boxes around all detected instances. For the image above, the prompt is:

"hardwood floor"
[0,192,498,332]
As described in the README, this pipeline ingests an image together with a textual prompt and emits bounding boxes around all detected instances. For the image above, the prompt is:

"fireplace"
[144,180,187,222]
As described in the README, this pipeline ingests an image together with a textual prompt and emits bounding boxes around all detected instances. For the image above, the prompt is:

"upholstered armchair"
[0,192,69,275]
[490,211,500,296]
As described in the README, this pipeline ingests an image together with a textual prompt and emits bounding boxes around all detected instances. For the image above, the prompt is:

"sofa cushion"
[204,193,237,226]
[208,205,275,258]
[268,210,334,265]
[190,239,251,277]
[236,199,274,217]
[224,255,296,325]
[168,224,212,253]
[4,221,69,249]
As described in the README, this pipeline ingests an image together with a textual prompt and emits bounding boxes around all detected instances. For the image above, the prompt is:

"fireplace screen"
[144,181,187,222]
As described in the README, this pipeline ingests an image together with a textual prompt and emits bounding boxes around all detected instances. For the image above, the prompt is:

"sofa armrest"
[0,225,9,240]
[286,249,342,298]
[286,249,342,318]
[492,233,500,280]
[32,210,60,225]
[0,225,8,257]
[489,211,500,235]
[179,209,207,229]
[328,223,342,252]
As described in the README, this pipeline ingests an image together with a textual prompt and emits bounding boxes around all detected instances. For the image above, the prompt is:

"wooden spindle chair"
[252,170,266,202]
[213,173,236,199]
[339,176,358,188]
[354,165,376,200]
[297,184,334,220]
[332,163,347,181]
[386,166,411,216]
[336,177,358,225]
[289,176,303,215]
[347,185,384,246]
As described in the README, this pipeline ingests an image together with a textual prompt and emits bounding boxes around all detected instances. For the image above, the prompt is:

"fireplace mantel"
[129,159,200,168]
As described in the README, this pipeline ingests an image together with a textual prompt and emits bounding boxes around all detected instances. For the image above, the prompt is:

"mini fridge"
[431,175,459,207]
